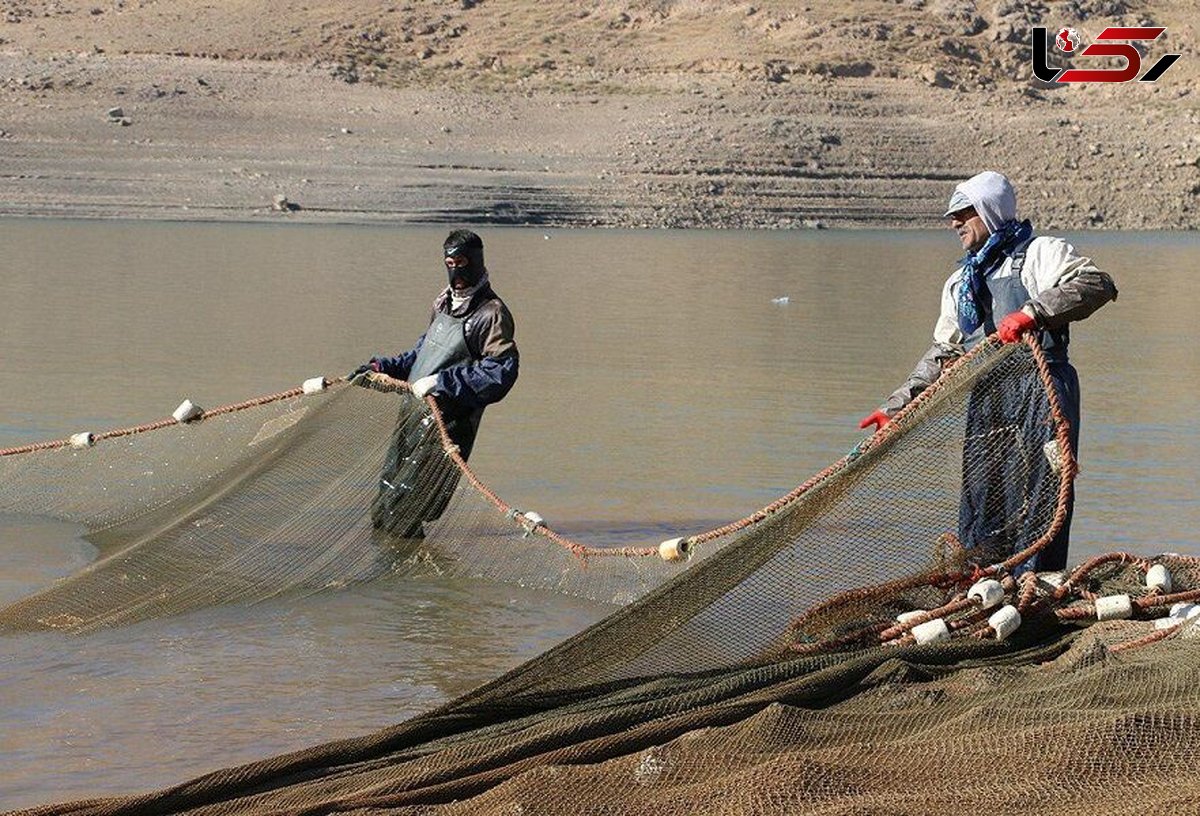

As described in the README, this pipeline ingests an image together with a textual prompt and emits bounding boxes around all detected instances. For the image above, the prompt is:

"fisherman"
[857,171,1117,571]
[351,229,519,536]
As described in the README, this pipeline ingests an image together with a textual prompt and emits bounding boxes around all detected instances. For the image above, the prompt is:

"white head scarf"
[945,171,1017,233]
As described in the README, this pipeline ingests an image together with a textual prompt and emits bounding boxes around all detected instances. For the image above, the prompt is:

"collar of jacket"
[435,281,496,318]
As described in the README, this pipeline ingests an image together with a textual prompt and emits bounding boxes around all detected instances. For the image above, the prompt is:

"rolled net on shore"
[13,337,1200,815]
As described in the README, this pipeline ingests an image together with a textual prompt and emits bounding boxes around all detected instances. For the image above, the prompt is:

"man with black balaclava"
[350,229,519,536]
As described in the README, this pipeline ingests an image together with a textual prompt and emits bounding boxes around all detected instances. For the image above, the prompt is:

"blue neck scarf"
[956,218,1033,335]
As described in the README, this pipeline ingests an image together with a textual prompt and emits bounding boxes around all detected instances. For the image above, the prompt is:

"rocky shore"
[1,0,1197,229]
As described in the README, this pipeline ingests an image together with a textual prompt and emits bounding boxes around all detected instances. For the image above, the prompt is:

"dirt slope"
[1,0,1197,228]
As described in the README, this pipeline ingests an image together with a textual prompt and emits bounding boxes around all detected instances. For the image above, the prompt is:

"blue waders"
[957,242,1080,573]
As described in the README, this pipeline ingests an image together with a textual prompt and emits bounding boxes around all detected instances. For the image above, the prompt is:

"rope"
[0,336,1078,577]
[788,622,891,656]
[0,385,310,457]
[991,333,1079,575]
[1110,622,1184,653]
[689,335,1068,563]
[1135,587,1200,612]
[363,373,660,561]
[1017,571,1040,613]
[1052,552,1142,602]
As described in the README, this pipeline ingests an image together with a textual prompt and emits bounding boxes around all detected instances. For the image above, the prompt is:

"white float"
[1043,439,1064,474]
[968,579,1005,610]
[659,537,690,562]
[1145,564,1172,593]
[520,510,545,536]
[1094,594,1133,621]
[302,376,327,395]
[912,618,950,645]
[988,605,1022,640]
[69,432,95,449]
[172,399,204,423]
[1169,603,1200,620]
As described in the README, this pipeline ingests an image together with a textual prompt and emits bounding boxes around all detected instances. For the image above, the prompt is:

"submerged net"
[8,337,1200,815]
[0,378,686,632]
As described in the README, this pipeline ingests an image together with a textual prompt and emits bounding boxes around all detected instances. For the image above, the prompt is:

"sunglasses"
[947,206,978,223]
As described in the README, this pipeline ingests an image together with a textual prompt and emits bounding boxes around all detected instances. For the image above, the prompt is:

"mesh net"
[8,338,1200,815]
[0,379,683,633]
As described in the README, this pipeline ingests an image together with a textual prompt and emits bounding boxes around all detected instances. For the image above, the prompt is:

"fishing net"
[8,338,1200,816]
[0,378,686,633]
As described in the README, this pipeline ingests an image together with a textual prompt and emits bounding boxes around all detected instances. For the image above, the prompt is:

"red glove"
[996,310,1037,344]
[858,410,891,433]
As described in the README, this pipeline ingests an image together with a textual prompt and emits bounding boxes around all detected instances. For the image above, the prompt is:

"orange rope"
[1017,571,1040,613]
[365,373,660,561]
[788,622,891,655]
[6,362,1199,660]
[0,384,310,457]
[1110,622,1185,653]
[1135,587,1200,612]
[991,334,1079,575]
[1052,552,1142,602]
[0,337,1081,580]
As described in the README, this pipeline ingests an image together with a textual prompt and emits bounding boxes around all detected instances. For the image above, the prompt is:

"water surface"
[0,220,1196,808]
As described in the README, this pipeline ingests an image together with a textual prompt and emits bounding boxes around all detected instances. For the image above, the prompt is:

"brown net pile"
[8,338,1200,815]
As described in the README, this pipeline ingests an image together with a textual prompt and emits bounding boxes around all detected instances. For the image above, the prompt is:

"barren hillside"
[2,0,1197,227]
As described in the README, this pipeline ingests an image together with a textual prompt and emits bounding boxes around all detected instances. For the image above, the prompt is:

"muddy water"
[0,220,1196,808]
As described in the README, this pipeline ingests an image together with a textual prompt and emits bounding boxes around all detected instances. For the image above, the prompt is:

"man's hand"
[858,410,891,433]
[411,374,439,398]
[348,359,381,380]
[996,310,1037,344]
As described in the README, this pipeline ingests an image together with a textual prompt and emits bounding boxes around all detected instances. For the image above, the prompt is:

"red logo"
[1032,26,1181,83]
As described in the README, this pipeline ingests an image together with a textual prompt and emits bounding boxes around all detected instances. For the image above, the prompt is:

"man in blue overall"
[858,171,1117,572]
[351,229,519,537]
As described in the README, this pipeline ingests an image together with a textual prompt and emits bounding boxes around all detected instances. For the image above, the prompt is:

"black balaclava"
[443,229,485,289]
